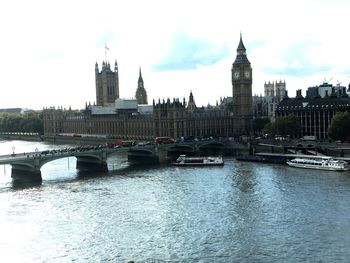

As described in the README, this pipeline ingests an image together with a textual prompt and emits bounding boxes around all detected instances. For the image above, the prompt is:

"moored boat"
[286,156,349,171]
[172,154,224,166]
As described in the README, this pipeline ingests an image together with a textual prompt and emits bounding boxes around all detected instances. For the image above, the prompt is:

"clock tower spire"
[135,67,148,105]
[231,33,253,135]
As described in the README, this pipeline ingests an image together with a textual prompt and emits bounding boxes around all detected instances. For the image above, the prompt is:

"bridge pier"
[76,156,108,172]
[11,166,42,182]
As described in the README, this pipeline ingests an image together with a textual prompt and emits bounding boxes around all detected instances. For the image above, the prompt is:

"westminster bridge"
[0,146,131,182]
[0,140,244,182]
[1,138,349,182]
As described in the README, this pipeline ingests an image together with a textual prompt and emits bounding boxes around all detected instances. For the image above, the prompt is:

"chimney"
[342,87,348,97]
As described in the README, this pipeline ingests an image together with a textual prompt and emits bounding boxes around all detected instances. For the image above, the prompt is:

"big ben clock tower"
[231,33,253,135]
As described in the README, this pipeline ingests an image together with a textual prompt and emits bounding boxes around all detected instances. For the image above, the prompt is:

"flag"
[105,44,109,51]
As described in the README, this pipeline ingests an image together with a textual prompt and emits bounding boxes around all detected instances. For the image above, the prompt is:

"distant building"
[253,95,277,120]
[253,80,286,121]
[264,80,286,102]
[43,34,254,139]
[276,84,350,139]
[306,82,349,98]
[43,92,236,140]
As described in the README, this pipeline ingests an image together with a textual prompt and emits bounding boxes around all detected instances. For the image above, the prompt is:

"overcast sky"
[1,0,349,110]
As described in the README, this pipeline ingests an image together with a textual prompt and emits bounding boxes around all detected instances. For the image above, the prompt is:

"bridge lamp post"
[12,146,15,155]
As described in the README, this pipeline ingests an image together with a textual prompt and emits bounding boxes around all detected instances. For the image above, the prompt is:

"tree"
[264,114,301,138]
[328,111,350,142]
[0,111,43,134]
[253,118,270,135]
[263,122,274,136]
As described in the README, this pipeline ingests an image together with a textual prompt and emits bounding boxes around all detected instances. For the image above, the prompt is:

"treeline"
[0,111,43,134]
[263,114,301,138]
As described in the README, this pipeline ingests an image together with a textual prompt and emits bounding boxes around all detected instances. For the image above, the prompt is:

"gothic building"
[253,80,287,121]
[43,35,254,140]
[95,60,120,106]
[135,68,148,105]
[264,80,286,102]
[231,34,253,135]
[187,91,196,112]
[275,80,286,102]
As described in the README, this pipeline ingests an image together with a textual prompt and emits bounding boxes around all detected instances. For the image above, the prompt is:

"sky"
[1,0,350,110]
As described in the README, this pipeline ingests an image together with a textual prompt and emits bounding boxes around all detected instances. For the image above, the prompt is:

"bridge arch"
[1,148,125,182]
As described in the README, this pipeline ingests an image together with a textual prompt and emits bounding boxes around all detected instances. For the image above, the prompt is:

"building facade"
[276,85,350,140]
[43,93,236,140]
[253,95,278,120]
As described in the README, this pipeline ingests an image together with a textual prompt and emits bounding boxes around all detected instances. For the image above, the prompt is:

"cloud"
[262,39,331,77]
[152,31,229,71]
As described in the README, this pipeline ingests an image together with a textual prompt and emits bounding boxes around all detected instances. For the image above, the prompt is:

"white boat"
[286,156,349,171]
[172,154,224,166]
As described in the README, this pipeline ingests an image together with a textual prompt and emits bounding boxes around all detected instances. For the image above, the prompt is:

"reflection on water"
[11,180,43,190]
[1,140,350,262]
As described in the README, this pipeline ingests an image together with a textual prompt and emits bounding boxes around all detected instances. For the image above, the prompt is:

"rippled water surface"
[1,140,350,262]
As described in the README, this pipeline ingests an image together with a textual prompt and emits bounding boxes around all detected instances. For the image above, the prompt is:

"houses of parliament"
[43,35,253,140]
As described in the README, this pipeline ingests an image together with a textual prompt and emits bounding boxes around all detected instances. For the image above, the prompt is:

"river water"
[1,140,350,262]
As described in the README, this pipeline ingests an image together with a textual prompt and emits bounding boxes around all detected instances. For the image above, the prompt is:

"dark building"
[276,85,350,139]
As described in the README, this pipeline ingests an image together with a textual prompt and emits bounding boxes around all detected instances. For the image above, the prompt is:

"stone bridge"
[0,147,127,182]
[0,140,236,182]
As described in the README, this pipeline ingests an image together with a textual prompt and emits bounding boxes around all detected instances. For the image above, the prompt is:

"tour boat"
[286,156,349,171]
[172,154,224,166]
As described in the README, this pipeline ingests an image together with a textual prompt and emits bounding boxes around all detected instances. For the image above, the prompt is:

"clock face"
[244,71,250,78]
[233,71,240,80]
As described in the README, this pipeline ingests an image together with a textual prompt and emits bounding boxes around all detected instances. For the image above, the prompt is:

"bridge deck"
[0,147,128,166]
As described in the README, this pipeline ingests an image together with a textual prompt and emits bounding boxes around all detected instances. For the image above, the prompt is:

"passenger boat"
[172,154,224,166]
[286,156,349,171]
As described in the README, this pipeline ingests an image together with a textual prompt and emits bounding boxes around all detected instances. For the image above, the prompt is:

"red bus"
[155,137,174,144]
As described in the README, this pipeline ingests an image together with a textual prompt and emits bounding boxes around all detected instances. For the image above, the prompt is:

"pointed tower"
[231,33,253,135]
[187,91,196,112]
[135,67,148,104]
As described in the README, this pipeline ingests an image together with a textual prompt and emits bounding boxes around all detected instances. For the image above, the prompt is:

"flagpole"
[105,44,107,62]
